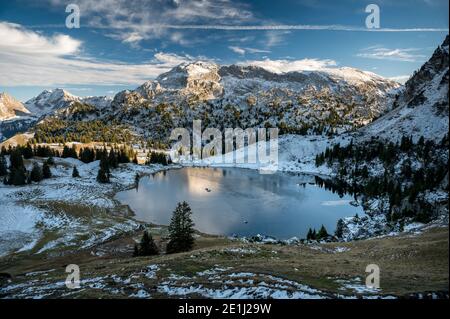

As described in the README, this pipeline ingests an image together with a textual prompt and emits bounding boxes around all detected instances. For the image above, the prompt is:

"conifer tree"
[46,156,55,166]
[42,162,52,179]
[335,219,345,239]
[9,149,24,170]
[317,225,329,240]
[306,228,313,240]
[133,243,140,257]
[23,143,34,159]
[138,231,159,256]
[97,155,110,183]
[166,201,195,254]
[72,166,80,178]
[96,167,110,183]
[311,229,317,241]
[7,168,27,186]
[108,148,118,169]
[0,155,7,177]
[29,163,43,183]
[6,149,27,185]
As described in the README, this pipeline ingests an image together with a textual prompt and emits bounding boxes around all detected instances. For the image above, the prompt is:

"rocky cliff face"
[359,35,449,142]
[104,61,400,142]
[0,93,30,121]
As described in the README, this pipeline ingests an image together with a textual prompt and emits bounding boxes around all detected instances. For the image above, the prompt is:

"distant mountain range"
[1,36,448,145]
[1,62,400,143]
[0,89,112,141]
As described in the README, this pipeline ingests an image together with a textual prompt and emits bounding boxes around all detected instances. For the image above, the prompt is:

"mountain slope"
[313,36,449,239]
[358,35,449,142]
[105,62,400,143]
[0,92,31,121]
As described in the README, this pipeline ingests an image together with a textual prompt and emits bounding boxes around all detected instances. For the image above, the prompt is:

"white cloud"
[357,47,427,62]
[0,22,193,86]
[0,22,81,55]
[241,58,337,73]
[229,46,246,55]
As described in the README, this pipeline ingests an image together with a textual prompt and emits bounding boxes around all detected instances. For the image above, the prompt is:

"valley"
[0,35,448,300]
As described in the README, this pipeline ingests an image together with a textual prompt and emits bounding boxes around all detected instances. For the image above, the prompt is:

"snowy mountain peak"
[25,88,113,117]
[0,92,31,121]
[155,61,221,90]
[25,88,79,116]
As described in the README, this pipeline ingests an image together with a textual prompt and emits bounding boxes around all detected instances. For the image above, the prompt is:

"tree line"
[0,149,53,186]
[315,134,449,224]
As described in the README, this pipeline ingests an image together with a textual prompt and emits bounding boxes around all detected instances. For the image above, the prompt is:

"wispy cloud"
[39,0,447,51]
[0,22,193,86]
[229,46,246,55]
[229,46,271,55]
[357,47,428,62]
[129,24,447,32]
[45,0,256,46]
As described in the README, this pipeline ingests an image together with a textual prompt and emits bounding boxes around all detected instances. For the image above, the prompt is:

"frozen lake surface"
[116,167,363,239]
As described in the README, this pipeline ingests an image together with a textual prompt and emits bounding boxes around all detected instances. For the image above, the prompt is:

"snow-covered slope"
[0,92,31,121]
[358,35,449,142]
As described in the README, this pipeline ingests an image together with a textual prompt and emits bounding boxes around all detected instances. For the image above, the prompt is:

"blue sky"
[0,0,448,101]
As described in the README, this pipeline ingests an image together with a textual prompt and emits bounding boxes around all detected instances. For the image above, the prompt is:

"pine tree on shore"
[136,231,159,256]
[166,201,195,254]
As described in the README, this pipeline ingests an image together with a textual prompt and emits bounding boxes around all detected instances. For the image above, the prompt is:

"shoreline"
[112,164,445,244]
[1,159,448,299]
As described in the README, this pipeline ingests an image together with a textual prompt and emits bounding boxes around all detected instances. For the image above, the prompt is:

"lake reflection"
[116,167,363,239]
